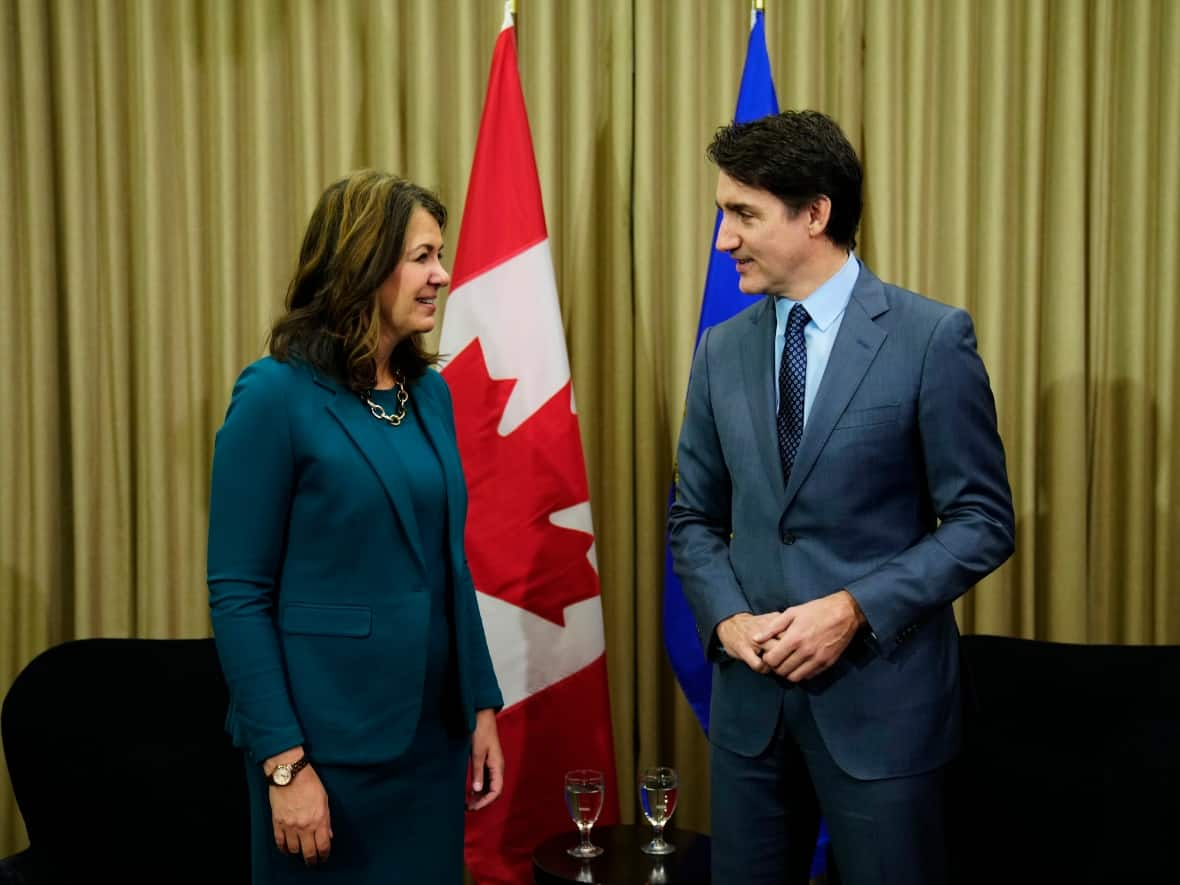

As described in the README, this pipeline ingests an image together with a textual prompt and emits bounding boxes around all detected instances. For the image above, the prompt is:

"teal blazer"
[207,356,502,765]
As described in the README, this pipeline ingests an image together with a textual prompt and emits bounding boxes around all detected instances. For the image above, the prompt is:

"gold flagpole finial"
[509,0,517,14]
[754,0,765,11]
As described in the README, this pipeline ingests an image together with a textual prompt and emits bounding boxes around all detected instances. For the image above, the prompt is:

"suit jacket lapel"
[738,296,786,496]
[782,270,889,510]
[324,381,428,577]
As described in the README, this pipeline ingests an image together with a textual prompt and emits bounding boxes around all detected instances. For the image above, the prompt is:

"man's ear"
[807,196,832,238]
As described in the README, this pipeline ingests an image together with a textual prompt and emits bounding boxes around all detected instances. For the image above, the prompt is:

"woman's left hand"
[467,708,504,811]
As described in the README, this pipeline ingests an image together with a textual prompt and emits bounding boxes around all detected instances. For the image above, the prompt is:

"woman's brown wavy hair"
[269,170,446,390]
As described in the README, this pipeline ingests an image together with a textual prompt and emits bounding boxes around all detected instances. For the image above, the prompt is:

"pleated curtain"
[2,0,1178,854]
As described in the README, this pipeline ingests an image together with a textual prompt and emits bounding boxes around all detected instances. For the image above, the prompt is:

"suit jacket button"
[782,532,796,545]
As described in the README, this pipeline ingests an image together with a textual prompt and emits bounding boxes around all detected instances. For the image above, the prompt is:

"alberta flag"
[440,3,619,883]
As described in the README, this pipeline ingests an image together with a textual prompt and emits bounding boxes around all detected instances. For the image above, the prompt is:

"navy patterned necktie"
[776,303,810,483]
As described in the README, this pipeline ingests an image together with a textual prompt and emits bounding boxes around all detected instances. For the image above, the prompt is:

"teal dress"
[244,390,469,883]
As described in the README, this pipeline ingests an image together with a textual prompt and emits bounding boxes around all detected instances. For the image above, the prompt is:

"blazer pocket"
[833,403,900,430]
[281,602,372,638]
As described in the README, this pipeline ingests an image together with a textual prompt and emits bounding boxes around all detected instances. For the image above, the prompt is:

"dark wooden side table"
[533,823,711,884]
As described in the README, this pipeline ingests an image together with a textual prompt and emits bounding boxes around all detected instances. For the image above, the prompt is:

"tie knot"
[787,303,810,335]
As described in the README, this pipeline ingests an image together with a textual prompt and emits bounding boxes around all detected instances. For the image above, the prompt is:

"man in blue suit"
[668,111,1014,884]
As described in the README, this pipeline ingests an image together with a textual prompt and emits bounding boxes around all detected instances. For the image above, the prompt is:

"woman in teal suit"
[207,170,504,883]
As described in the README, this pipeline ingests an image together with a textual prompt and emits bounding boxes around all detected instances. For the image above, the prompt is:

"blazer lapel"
[738,296,786,496]
[412,378,465,550]
[324,382,428,577]
[782,271,889,510]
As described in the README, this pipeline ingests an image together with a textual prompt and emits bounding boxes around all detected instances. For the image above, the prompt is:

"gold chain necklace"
[360,374,409,427]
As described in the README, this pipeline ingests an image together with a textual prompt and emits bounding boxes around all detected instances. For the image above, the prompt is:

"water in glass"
[564,769,606,858]
[638,766,678,855]
[640,780,678,827]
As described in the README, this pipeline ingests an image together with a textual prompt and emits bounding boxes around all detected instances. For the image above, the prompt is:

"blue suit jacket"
[668,264,1014,780]
[207,357,502,766]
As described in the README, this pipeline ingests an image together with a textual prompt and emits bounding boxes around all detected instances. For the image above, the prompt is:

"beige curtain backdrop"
[2,0,1177,860]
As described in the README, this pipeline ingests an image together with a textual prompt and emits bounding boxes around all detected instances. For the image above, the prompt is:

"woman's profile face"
[377,206,449,347]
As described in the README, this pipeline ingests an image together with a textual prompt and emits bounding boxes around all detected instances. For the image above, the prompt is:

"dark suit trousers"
[710,683,947,885]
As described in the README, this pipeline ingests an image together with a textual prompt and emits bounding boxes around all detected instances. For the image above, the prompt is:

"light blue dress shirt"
[773,252,861,425]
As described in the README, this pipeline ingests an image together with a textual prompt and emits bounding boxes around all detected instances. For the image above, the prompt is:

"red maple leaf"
[443,339,600,626]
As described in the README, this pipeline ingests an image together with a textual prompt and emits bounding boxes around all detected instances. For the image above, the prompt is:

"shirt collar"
[775,252,860,333]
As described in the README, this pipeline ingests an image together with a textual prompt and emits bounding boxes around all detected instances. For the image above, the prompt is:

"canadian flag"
[439,4,620,883]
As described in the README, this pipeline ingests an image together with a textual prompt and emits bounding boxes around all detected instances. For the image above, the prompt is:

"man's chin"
[736,276,761,295]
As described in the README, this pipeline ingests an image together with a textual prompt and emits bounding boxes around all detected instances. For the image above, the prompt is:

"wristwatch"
[267,755,309,787]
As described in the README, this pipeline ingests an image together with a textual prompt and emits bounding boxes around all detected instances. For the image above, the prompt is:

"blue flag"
[663,6,779,735]
[661,11,831,876]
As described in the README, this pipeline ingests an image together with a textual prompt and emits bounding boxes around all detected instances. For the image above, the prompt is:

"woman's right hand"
[265,750,333,865]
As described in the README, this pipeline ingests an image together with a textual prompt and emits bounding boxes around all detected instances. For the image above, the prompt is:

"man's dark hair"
[707,110,863,250]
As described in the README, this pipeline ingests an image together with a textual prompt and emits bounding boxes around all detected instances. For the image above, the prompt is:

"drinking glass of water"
[638,766,679,855]
[564,769,606,858]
